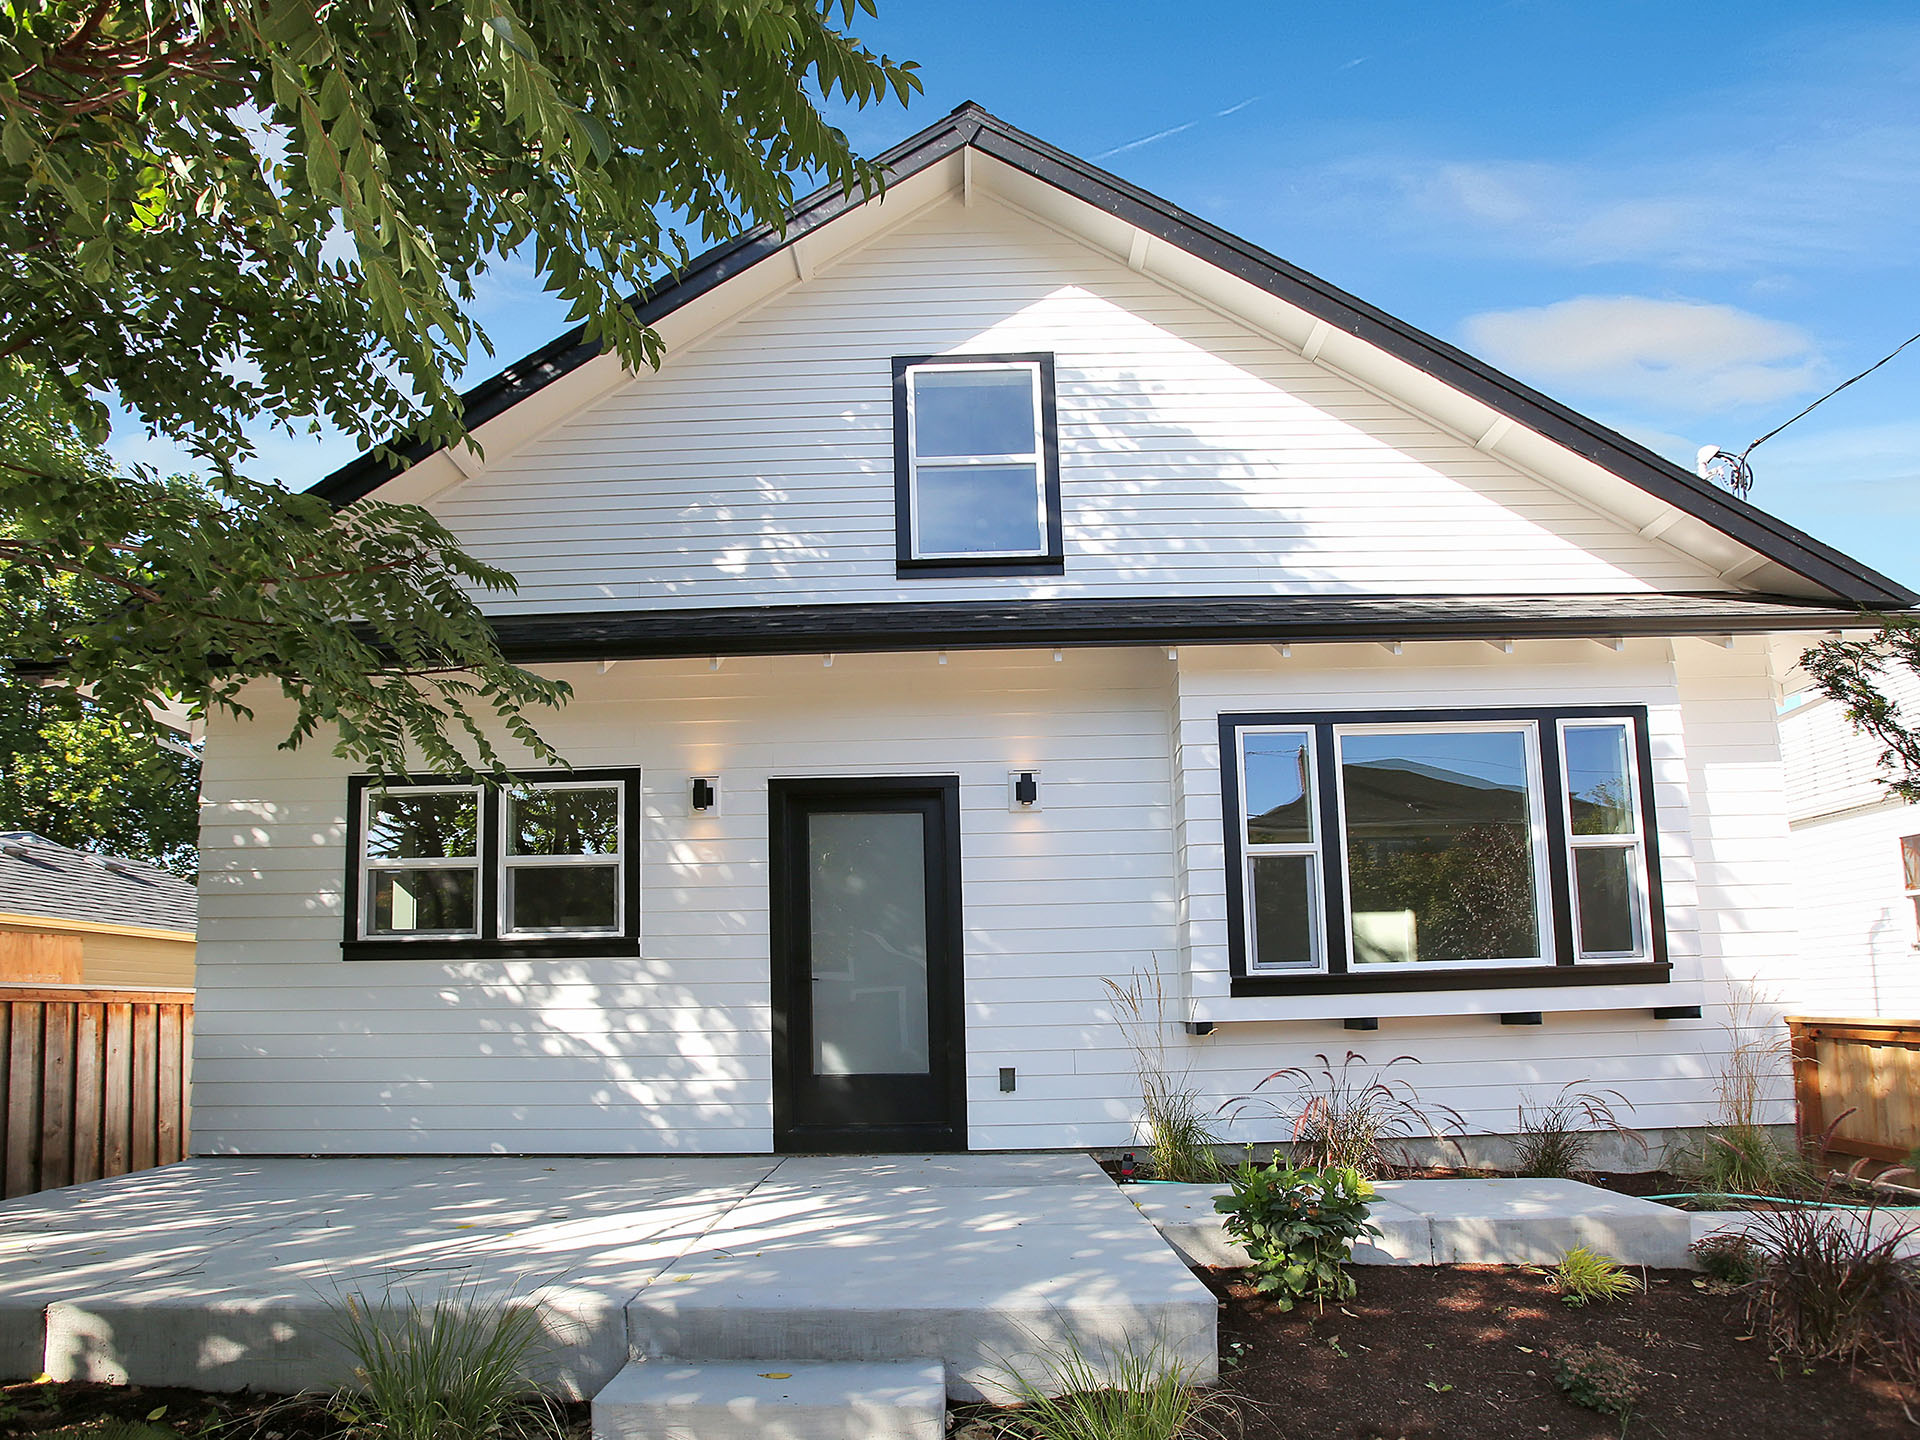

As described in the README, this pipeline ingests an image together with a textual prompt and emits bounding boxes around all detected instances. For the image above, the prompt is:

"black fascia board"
[481,593,1875,666]
[312,100,1915,610]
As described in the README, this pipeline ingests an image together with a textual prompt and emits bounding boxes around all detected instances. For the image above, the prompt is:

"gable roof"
[314,102,1915,611]
[0,833,196,936]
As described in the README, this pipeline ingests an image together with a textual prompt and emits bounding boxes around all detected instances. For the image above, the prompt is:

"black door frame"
[768,775,967,1153]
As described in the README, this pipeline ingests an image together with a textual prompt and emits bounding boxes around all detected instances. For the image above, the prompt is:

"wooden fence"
[1,985,193,1199]
[1787,1015,1920,1165]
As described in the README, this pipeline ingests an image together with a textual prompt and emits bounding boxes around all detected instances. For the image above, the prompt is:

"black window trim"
[342,770,644,962]
[892,351,1064,578]
[1219,704,1669,997]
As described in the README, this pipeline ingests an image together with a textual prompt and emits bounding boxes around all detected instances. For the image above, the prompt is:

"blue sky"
[116,1,1920,586]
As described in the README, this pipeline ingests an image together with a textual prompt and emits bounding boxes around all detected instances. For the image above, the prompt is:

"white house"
[1780,666,1920,1020]
[192,104,1914,1158]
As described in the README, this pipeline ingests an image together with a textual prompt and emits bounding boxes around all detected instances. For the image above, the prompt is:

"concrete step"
[592,1358,946,1440]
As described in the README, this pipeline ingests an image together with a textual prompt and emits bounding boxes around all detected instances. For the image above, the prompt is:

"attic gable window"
[893,353,1063,576]
[1221,706,1669,996]
[343,771,642,961]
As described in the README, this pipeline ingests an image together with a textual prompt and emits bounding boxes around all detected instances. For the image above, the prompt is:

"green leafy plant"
[1551,1343,1644,1419]
[1214,1157,1379,1311]
[1690,1230,1764,1286]
[1553,1247,1640,1307]
[1,3,919,777]
[1509,1084,1643,1179]
[1741,1192,1920,1385]
[995,1333,1239,1440]
[1220,1051,1464,1177]
[329,1286,560,1440]
[1104,969,1222,1182]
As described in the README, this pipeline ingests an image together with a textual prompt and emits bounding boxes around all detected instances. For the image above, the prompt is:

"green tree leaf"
[0,1,919,781]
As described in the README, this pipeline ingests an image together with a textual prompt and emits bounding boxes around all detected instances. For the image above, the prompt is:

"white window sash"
[358,783,484,941]
[1238,726,1324,972]
[1557,718,1651,961]
[905,361,1048,560]
[497,780,627,939]
[1332,720,1556,970]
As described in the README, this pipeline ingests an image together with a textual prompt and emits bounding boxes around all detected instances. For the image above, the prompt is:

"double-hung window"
[1223,707,1665,993]
[345,771,641,959]
[892,353,1062,574]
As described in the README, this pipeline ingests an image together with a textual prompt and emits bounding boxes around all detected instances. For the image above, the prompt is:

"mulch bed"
[0,1381,591,1439]
[1205,1264,1916,1439]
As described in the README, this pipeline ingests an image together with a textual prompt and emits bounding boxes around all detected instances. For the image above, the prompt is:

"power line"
[1699,325,1920,498]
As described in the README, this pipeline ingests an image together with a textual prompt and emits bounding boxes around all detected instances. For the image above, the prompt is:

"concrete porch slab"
[0,1153,1212,1404]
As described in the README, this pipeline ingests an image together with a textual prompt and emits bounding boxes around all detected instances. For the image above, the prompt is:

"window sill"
[896,556,1065,580]
[1230,960,1670,998]
[342,937,643,962]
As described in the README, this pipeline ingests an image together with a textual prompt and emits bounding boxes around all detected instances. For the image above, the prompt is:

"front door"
[769,777,965,1153]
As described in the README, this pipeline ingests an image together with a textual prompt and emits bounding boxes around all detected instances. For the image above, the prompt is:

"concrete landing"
[624,1153,1215,1403]
[1130,1176,1695,1269]
[592,1358,946,1440]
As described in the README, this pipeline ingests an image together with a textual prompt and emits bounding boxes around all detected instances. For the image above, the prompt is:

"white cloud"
[1295,27,1920,272]
[1391,122,1920,270]
[1461,296,1824,412]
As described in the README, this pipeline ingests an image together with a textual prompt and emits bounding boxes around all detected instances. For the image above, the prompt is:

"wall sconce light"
[1009,770,1041,811]
[690,775,721,815]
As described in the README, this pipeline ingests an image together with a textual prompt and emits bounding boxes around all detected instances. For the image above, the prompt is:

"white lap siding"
[191,648,1182,1153]
[192,641,1794,1154]
[423,196,1726,616]
[1163,637,1781,1144]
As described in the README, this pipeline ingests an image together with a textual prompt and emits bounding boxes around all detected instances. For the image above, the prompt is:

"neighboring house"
[0,833,196,988]
[1780,667,1920,1019]
[193,105,1913,1157]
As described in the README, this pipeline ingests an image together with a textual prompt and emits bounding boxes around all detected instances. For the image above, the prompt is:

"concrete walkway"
[1130,1177,1920,1271]
[1133,1177,1698,1269]
[0,1154,1212,1402]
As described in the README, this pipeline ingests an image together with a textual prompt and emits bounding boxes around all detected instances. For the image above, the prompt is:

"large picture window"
[344,771,641,960]
[1222,707,1666,994]
[892,353,1062,575]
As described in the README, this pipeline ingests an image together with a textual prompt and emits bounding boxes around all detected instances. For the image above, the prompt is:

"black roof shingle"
[0,833,196,935]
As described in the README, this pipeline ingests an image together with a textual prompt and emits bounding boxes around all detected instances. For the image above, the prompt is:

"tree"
[0,0,918,776]
[0,684,201,877]
[1801,624,1920,803]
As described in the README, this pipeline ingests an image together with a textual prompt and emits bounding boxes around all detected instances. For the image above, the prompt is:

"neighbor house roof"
[0,833,196,937]
[312,101,1915,613]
